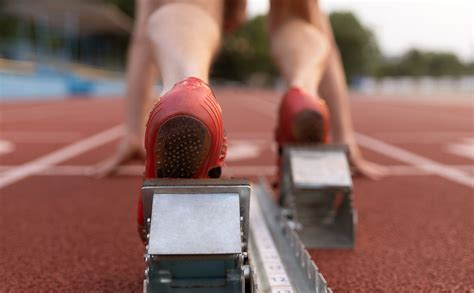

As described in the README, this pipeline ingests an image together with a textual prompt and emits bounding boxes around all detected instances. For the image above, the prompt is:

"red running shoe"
[276,87,330,146]
[137,77,226,241]
[274,87,330,188]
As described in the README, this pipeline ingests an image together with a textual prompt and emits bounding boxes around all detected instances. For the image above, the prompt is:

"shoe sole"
[292,109,325,142]
[155,115,211,178]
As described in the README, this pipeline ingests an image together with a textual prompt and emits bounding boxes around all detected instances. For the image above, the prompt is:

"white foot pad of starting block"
[148,193,242,255]
[290,148,352,189]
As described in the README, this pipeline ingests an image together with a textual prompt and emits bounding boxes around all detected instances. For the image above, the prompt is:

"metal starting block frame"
[251,180,332,293]
[280,144,356,249]
[141,179,251,293]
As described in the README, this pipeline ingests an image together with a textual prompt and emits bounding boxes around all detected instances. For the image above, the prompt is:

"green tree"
[426,51,466,76]
[465,62,474,75]
[329,11,380,84]
[376,49,472,77]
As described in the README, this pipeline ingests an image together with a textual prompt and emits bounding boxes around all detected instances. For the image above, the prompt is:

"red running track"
[0,88,473,291]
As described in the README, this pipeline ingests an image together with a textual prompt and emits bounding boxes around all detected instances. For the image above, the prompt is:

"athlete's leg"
[269,0,330,94]
[269,1,385,179]
[95,0,224,177]
[126,0,159,138]
[147,0,224,93]
[317,13,354,146]
[95,0,158,176]
[223,0,247,32]
[269,0,331,149]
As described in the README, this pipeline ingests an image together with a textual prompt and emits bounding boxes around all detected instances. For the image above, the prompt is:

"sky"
[247,0,474,62]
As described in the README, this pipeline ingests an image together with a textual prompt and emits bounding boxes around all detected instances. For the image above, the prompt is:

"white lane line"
[226,140,267,162]
[0,125,124,189]
[445,138,474,160]
[355,133,474,188]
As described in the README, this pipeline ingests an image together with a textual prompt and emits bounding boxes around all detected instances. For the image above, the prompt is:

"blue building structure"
[0,0,131,98]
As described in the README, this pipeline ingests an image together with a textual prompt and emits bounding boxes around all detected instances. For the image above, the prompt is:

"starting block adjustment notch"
[281,145,356,249]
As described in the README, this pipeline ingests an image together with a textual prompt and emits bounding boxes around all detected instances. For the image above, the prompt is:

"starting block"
[141,179,251,293]
[280,144,356,249]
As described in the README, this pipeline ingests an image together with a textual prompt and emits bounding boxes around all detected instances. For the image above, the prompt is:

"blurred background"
[0,0,473,100]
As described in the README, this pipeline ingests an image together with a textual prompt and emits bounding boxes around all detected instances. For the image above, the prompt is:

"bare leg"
[95,0,158,176]
[269,0,330,95]
[95,0,223,176]
[147,0,223,93]
[125,0,159,141]
[269,0,386,179]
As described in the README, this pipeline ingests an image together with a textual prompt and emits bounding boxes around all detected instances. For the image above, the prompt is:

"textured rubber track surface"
[0,89,472,291]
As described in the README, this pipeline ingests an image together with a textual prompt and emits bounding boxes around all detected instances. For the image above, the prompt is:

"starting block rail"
[250,180,332,293]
